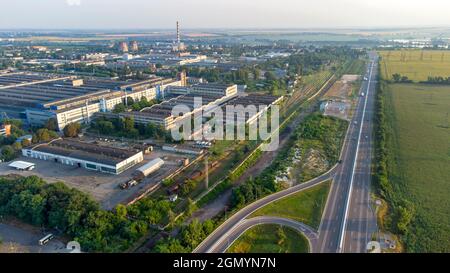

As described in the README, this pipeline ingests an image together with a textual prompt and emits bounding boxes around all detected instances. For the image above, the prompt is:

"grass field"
[379,50,450,81]
[226,224,309,253]
[250,181,331,229]
[383,83,450,252]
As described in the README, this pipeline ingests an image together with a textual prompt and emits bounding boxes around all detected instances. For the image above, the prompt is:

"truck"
[119,179,138,190]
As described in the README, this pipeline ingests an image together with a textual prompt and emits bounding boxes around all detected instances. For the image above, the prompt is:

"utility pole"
[204,154,209,190]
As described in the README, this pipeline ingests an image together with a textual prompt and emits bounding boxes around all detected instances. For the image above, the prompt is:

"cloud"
[66,0,81,6]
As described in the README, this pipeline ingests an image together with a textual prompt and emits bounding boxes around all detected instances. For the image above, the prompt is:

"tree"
[21,138,31,147]
[45,118,58,131]
[392,73,401,82]
[115,204,128,220]
[185,198,197,217]
[1,145,16,161]
[33,128,59,143]
[96,120,114,135]
[113,103,126,113]
[265,71,277,81]
[63,122,81,138]
[12,141,22,151]
[126,97,135,106]
[123,117,135,132]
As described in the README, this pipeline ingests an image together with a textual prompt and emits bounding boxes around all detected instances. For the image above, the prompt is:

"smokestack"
[176,21,181,45]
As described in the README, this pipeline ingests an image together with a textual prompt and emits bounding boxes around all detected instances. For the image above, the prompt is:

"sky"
[1,0,450,29]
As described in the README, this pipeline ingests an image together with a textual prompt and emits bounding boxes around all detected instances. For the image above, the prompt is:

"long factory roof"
[29,139,140,166]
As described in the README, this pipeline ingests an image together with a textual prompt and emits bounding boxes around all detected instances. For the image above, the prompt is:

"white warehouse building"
[22,139,143,175]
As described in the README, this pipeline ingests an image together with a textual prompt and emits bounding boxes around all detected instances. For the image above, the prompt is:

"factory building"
[119,42,129,53]
[120,92,232,130]
[190,83,238,97]
[0,72,183,130]
[130,41,139,52]
[0,124,11,137]
[22,139,143,175]
[166,83,238,97]
[217,94,284,126]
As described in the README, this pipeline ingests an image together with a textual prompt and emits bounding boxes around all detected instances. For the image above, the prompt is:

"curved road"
[212,216,318,253]
[193,167,336,253]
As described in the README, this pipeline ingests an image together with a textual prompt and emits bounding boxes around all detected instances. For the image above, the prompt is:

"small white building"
[8,161,35,171]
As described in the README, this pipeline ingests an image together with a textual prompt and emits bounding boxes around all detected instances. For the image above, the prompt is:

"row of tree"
[90,116,171,141]
[113,97,158,113]
[373,78,414,236]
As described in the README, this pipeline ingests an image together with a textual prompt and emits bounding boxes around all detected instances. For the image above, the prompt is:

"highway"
[317,52,378,253]
[193,54,379,254]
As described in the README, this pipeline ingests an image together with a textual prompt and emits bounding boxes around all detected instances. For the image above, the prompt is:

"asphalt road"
[211,216,318,253]
[317,53,378,253]
[194,55,378,253]
[193,168,336,253]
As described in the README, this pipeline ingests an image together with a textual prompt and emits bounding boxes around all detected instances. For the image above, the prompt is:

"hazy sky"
[2,0,450,29]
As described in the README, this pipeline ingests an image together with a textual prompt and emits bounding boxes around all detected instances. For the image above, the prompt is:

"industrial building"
[22,139,144,175]
[0,124,11,137]
[106,53,207,69]
[120,92,233,130]
[0,72,183,130]
[190,83,238,97]
[119,41,129,53]
[166,83,238,97]
[216,94,284,126]
[130,41,139,52]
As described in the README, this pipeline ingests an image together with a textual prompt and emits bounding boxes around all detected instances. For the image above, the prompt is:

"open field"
[226,224,309,253]
[250,181,331,229]
[382,83,450,252]
[379,50,450,82]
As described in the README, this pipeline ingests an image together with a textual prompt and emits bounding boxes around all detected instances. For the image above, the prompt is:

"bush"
[63,122,81,138]
[1,145,16,161]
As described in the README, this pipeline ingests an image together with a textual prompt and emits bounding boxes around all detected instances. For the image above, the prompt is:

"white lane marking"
[337,60,374,252]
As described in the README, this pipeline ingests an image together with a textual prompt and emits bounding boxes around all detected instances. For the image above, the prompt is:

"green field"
[250,181,331,229]
[382,83,450,252]
[227,224,309,253]
[379,50,450,82]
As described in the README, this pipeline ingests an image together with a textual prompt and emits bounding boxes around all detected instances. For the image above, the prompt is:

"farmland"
[376,49,450,252]
[379,50,450,81]
[226,224,309,253]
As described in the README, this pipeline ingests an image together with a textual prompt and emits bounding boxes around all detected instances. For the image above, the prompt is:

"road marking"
[337,60,375,253]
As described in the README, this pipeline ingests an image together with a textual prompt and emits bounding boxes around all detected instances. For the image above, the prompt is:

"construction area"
[320,74,360,120]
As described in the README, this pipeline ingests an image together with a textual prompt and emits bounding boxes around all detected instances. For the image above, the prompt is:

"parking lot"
[0,219,65,253]
[0,147,196,210]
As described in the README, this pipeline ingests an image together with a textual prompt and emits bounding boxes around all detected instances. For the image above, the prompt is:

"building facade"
[22,139,143,175]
